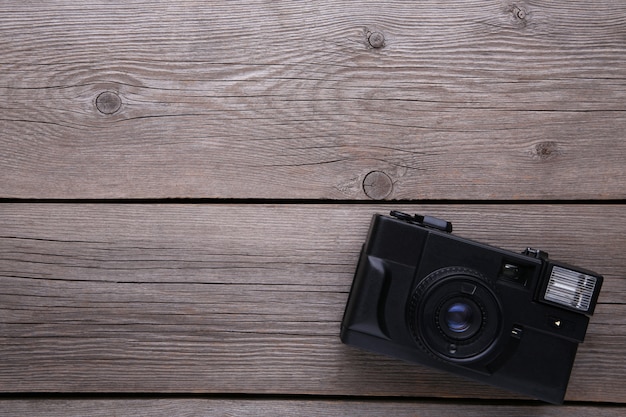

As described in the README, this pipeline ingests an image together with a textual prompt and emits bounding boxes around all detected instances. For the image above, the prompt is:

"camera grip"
[341,255,391,340]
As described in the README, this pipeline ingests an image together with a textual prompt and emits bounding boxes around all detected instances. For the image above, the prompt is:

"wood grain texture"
[1,1,625,199]
[1,204,624,402]
[1,398,625,417]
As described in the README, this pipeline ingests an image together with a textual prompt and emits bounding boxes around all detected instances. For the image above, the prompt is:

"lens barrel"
[408,267,502,363]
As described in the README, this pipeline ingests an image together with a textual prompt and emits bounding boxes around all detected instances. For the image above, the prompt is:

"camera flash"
[544,266,598,312]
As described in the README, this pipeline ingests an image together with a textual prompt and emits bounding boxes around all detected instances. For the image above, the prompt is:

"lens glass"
[437,297,483,341]
[445,302,473,333]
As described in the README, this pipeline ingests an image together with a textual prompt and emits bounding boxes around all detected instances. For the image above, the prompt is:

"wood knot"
[531,141,560,160]
[96,91,122,114]
[513,6,527,20]
[367,31,385,49]
[363,171,393,199]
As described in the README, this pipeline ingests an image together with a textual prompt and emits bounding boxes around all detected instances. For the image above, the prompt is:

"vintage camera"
[341,211,603,404]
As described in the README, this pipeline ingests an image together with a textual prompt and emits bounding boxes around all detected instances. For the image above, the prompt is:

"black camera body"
[341,211,603,404]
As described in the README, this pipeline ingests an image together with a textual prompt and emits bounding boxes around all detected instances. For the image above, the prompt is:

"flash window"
[544,266,599,312]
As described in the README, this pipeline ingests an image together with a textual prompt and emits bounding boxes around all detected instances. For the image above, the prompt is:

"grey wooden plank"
[1,1,625,199]
[0,204,624,402]
[1,398,625,417]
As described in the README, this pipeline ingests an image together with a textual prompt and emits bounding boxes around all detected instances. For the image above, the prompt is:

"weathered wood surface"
[1,0,625,415]
[1,398,625,417]
[1,1,625,199]
[1,204,624,403]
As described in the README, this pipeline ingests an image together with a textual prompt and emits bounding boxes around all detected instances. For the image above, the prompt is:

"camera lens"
[408,267,502,363]
[438,297,483,340]
[446,302,473,332]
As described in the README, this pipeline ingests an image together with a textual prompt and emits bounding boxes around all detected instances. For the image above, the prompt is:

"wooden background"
[1,1,624,415]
